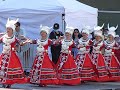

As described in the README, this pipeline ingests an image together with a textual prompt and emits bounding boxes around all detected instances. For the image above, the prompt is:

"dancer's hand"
[25,39,32,43]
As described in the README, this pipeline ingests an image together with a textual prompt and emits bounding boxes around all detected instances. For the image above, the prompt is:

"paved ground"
[0,82,120,90]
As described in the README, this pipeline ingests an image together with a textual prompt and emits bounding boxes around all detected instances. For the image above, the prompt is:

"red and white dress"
[29,39,58,85]
[91,40,110,82]
[0,34,27,85]
[76,38,96,81]
[56,39,81,85]
[104,40,120,81]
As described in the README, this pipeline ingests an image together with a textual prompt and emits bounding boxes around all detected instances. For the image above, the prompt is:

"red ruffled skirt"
[92,53,110,82]
[0,51,27,85]
[76,53,97,81]
[56,53,81,85]
[105,54,120,81]
[29,52,58,85]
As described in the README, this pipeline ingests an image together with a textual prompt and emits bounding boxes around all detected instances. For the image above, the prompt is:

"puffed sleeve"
[86,40,93,50]
[71,41,75,48]
[115,42,119,47]
[48,39,52,46]
[89,40,93,46]
[113,42,119,50]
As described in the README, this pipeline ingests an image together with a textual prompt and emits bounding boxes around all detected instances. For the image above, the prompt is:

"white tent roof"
[0,0,98,38]
[0,0,64,13]
[58,0,98,31]
[0,0,65,39]
[58,0,97,14]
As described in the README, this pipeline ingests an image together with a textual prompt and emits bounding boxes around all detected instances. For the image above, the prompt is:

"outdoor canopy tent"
[0,0,98,39]
[58,0,98,32]
[0,0,65,39]
[0,0,66,69]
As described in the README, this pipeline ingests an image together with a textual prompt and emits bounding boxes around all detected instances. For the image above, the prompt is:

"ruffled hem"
[1,78,28,85]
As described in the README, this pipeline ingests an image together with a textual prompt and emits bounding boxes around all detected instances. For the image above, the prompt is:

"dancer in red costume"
[28,25,58,87]
[91,24,110,82]
[0,18,27,88]
[56,27,81,85]
[76,26,97,82]
[104,24,120,81]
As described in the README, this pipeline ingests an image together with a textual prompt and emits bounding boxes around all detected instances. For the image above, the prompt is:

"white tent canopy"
[58,0,98,32]
[0,0,64,39]
[0,0,64,12]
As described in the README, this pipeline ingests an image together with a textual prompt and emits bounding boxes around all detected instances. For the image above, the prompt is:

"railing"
[17,43,35,71]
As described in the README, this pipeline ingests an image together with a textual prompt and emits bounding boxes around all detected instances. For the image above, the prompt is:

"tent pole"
[62,13,65,33]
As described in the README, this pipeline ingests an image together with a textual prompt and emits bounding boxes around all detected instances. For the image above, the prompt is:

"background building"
[78,0,120,34]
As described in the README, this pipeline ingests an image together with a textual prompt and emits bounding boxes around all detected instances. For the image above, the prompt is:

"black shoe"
[6,84,11,88]
[39,84,47,87]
